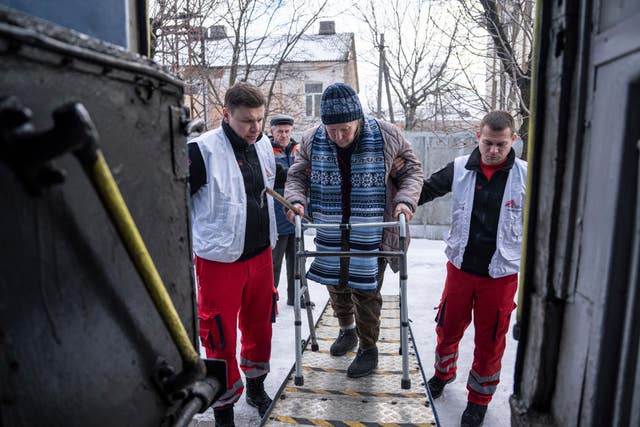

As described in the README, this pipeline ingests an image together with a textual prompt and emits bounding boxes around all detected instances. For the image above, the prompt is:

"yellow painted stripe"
[308,419,333,426]
[273,416,433,426]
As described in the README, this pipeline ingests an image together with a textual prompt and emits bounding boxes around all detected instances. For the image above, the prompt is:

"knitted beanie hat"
[320,83,364,125]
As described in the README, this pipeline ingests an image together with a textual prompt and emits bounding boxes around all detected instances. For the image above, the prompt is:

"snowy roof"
[204,32,354,67]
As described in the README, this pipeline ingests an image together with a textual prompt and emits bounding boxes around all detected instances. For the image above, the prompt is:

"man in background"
[269,114,299,306]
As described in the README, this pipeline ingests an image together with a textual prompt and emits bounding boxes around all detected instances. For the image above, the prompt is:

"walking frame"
[292,213,411,389]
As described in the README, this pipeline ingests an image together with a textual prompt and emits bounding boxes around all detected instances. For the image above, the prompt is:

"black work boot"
[213,405,234,427]
[330,328,358,356]
[460,401,488,427]
[347,346,378,378]
[245,374,272,417]
[427,374,456,399]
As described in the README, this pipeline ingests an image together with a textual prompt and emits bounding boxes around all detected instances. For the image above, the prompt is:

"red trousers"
[195,248,276,408]
[433,262,517,405]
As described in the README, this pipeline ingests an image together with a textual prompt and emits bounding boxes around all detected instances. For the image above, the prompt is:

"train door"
[513,1,640,426]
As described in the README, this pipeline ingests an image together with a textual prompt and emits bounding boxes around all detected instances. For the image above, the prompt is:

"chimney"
[207,25,227,40]
[318,21,335,35]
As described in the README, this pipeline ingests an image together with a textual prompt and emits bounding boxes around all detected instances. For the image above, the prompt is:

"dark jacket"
[271,136,298,235]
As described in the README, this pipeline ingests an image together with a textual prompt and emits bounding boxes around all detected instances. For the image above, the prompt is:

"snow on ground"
[191,237,516,427]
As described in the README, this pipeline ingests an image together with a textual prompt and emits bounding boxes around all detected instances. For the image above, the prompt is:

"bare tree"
[261,2,329,122]
[150,0,225,73]
[456,0,534,156]
[355,0,460,130]
[151,0,329,130]
[150,0,224,125]
[211,0,328,121]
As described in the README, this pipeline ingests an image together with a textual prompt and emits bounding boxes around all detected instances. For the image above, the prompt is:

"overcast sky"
[318,0,487,119]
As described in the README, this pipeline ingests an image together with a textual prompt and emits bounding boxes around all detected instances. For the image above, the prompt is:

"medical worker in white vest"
[188,82,278,427]
[420,111,527,427]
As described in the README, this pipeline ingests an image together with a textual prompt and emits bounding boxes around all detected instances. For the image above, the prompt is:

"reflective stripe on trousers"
[433,262,517,405]
[195,248,275,408]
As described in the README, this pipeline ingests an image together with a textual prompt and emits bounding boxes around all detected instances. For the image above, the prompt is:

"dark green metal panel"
[0,7,196,427]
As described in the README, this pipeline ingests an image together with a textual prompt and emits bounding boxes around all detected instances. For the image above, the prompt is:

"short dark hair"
[224,82,265,112]
[480,111,515,134]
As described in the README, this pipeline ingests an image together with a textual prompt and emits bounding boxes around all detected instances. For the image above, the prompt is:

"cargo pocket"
[198,312,226,351]
[271,290,278,323]
[435,296,448,327]
[492,302,516,341]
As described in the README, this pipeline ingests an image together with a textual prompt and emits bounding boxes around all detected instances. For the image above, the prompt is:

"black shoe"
[213,405,235,427]
[460,402,487,427]
[245,374,272,417]
[347,346,378,378]
[330,328,358,356]
[427,374,456,399]
[287,297,315,308]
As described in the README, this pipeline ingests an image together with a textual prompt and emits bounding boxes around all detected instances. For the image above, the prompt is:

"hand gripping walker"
[292,213,411,389]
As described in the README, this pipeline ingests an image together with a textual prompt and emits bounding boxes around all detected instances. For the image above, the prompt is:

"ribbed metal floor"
[262,295,436,426]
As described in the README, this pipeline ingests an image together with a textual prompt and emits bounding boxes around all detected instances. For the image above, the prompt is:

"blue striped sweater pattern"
[307,117,386,289]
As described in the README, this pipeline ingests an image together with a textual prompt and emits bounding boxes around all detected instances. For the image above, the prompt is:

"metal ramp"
[262,295,436,426]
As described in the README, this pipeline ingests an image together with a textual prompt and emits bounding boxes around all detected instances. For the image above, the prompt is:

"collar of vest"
[466,146,516,172]
[222,120,264,151]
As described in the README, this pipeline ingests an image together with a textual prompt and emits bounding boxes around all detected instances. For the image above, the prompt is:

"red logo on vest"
[505,199,516,208]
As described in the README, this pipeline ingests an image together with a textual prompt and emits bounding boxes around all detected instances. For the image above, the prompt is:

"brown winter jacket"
[284,119,424,271]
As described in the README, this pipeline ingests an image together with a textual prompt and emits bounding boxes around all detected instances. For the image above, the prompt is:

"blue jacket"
[271,137,298,235]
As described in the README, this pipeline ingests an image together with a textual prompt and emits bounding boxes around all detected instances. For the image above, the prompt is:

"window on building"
[305,83,323,117]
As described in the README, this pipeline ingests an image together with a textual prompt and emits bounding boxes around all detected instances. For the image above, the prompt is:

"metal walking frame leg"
[293,216,318,386]
[292,213,411,389]
[293,216,304,386]
[302,272,319,352]
[398,214,411,389]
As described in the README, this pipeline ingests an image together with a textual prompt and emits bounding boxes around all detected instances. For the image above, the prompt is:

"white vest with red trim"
[190,127,277,263]
[444,154,527,278]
